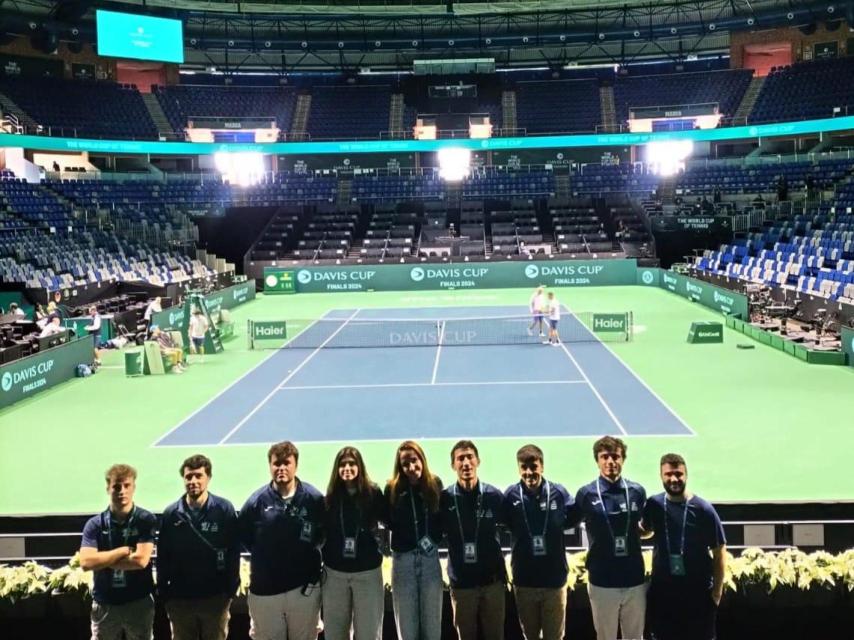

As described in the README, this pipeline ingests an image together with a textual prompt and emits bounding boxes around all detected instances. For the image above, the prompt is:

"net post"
[627,312,633,342]
[247,320,253,350]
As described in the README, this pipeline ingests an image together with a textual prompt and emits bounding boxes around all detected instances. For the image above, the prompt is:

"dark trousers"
[648,580,717,640]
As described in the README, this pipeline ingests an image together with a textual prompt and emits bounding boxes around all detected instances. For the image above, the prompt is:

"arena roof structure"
[1,0,852,70]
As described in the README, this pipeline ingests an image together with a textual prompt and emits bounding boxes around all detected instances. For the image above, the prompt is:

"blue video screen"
[96,10,184,64]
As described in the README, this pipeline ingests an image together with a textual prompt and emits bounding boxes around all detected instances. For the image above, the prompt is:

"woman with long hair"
[322,446,386,640]
[384,440,444,640]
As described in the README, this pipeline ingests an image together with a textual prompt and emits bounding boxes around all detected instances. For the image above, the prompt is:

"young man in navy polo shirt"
[238,441,325,640]
[157,454,240,640]
[439,439,506,640]
[80,464,157,640]
[504,444,578,640]
[641,453,727,640]
[576,436,647,640]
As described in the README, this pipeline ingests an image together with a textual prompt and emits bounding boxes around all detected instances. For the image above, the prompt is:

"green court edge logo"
[410,267,425,282]
[264,274,278,288]
[524,264,539,279]
[297,270,313,285]
[1,371,11,392]
[641,270,654,285]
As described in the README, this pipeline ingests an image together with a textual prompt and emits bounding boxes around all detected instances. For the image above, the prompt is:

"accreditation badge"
[343,537,357,559]
[532,535,547,557]
[614,536,628,557]
[216,549,226,572]
[463,542,478,564]
[111,569,127,588]
[418,536,436,555]
[299,521,313,543]
[669,554,686,576]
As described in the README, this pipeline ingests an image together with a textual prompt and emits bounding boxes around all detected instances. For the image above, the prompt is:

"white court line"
[216,308,361,445]
[277,380,587,391]
[155,430,697,449]
[431,321,446,384]
[557,341,628,436]
[151,313,331,447]
[562,304,696,437]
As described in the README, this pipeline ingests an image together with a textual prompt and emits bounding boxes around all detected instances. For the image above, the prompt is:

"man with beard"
[157,454,240,640]
[641,453,726,640]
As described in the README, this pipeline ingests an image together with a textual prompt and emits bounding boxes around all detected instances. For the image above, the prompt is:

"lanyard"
[518,480,551,540]
[663,497,692,555]
[104,506,136,549]
[178,498,221,554]
[340,499,362,540]
[452,482,482,544]
[595,478,631,543]
[409,487,429,539]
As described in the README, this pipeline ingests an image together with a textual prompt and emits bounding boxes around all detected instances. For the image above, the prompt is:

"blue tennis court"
[154,305,692,447]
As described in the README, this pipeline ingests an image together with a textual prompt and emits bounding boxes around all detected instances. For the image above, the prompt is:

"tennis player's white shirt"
[530,293,544,314]
[548,300,561,321]
[189,314,208,338]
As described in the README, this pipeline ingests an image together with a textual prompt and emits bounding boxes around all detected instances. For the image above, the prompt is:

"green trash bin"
[124,349,144,377]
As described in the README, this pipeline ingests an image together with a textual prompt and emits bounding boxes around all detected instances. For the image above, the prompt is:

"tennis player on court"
[527,287,545,337]
[544,291,561,346]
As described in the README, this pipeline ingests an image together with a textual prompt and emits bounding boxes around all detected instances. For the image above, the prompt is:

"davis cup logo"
[524,264,539,279]
[1,371,11,392]
[265,275,278,288]
[410,267,425,282]
[297,270,313,285]
[641,270,654,285]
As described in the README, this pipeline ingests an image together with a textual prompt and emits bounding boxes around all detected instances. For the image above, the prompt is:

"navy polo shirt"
[384,477,444,553]
[157,493,241,600]
[238,480,325,596]
[439,481,506,589]
[642,493,726,589]
[80,505,157,605]
[504,479,578,589]
[323,484,387,572]
[576,476,647,588]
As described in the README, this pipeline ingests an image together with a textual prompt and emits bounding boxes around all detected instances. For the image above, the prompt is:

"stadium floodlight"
[214,151,265,187]
[645,140,693,177]
[437,147,471,182]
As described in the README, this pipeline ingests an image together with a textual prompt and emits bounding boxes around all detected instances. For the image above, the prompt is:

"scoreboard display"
[96,10,184,64]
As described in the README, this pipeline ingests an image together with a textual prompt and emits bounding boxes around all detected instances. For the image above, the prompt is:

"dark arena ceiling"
[1,0,853,71]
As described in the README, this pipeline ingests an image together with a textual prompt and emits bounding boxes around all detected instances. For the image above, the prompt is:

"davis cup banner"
[273,259,638,293]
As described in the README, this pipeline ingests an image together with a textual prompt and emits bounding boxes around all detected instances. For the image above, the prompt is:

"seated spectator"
[150,326,186,373]
[51,291,70,319]
[38,314,65,338]
[8,302,25,319]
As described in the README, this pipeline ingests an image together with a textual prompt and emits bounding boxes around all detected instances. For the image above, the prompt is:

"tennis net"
[277,312,632,349]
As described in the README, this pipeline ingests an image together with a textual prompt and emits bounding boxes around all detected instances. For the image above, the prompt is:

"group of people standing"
[80,436,725,640]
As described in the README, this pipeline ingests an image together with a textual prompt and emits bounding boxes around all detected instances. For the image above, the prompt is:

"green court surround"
[1,285,853,516]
